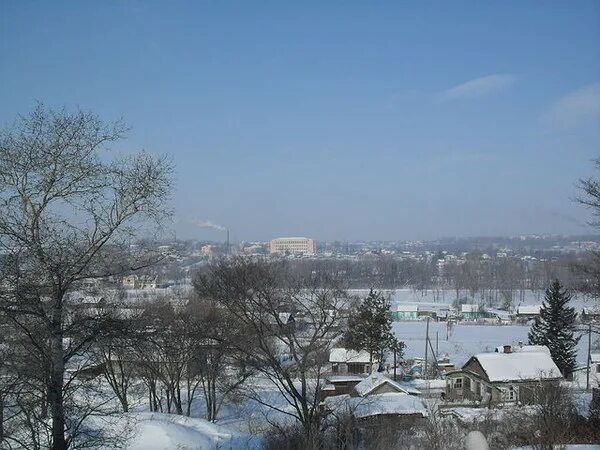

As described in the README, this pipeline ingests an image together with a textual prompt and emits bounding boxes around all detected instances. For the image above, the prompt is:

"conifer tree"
[528,279,579,377]
[343,289,403,369]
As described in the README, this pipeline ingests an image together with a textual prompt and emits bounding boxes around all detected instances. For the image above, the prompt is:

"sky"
[1,1,600,242]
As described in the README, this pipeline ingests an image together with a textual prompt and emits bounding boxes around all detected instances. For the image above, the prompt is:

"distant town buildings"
[200,244,213,257]
[122,274,158,290]
[269,237,316,255]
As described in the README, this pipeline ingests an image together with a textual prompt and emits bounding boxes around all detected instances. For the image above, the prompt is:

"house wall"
[348,362,372,374]
[446,370,560,406]
[330,380,361,396]
[332,362,373,375]
[393,311,419,320]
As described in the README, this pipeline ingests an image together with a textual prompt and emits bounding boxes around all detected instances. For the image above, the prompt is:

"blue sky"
[1,1,599,241]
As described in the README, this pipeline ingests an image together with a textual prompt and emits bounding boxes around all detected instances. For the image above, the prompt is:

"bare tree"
[94,307,141,414]
[576,158,600,297]
[184,296,253,421]
[0,105,172,449]
[195,258,348,443]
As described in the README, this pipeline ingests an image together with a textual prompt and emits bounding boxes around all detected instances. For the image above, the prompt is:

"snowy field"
[351,288,596,310]
[393,321,592,367]
[352,288,596,367]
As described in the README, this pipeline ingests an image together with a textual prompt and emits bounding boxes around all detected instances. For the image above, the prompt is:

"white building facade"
[269,237,316,255]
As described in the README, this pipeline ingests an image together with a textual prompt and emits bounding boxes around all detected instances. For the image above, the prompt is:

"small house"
[353,372,412,397]
[515,305,542,322]
[582,307,600,323]
[485,309,512,325]
[322,372,428,427]
[445,345,562,406]
[330,348,377,375]
[393,304,419,321]
[461,304,484,321]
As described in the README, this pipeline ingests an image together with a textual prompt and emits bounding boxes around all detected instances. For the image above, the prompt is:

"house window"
[506,385,516,401]
[454,378,463,388]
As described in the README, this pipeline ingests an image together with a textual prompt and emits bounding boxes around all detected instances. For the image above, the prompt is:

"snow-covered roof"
[591,353,600,363]
[583,307,600,315]
[354,372,410,396]
[323,393,428,419]
[329,348,373,364]
[469,351,562,382]
[396,304,419,312]
[461,304,479,313]
[516,305,542,315]
[327,375,364,383]
[487,309,511,320]
[516,345,550,354]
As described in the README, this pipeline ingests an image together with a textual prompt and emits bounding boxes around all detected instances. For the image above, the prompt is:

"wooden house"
[582,307,600,323]
[329,348,377,375]
[445,345,562,406]
[393,304,419,321]
[322,373,428,427]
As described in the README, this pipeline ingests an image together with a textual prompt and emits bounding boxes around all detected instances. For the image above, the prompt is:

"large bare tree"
[195,258,347,444]
[0,105,172,449]
[577,158,600,297]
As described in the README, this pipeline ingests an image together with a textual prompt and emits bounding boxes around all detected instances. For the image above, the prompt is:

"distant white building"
[269,237,316,255]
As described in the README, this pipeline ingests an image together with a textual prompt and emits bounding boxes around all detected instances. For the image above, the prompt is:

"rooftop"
[354,372,410,396]
[461,304,479,313]
[330,348,373,364]
[396,304,419,312]
[470,350,562,382]
[323,393,428,419]
[516,305,542,315]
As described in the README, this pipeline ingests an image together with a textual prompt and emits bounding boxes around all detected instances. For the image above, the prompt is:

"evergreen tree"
[342,289,403,369]
[528,279,579,377]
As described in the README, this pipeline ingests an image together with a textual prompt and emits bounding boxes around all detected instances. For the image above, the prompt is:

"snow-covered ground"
[350,288,596,310]
[393,321,592,367]
[123,413,260,450]
[513,446,600,449]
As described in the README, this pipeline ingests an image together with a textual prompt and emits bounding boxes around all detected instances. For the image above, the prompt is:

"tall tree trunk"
[49,303,67,450]
[118,392,129,413]
[0,393,4,443]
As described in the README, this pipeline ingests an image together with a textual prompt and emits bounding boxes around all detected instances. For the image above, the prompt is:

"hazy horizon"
[1,2,599,242]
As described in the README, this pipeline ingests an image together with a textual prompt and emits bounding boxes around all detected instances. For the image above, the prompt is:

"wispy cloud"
[441,74,516,101]
[541,83,600,130]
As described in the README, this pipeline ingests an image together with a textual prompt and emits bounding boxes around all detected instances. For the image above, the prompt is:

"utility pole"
[587,323,592,391]
[436,331,439,359]
[226,228,230,255]
[428,334,441,378]
[424,317,430,379]
[393,345,397,382]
